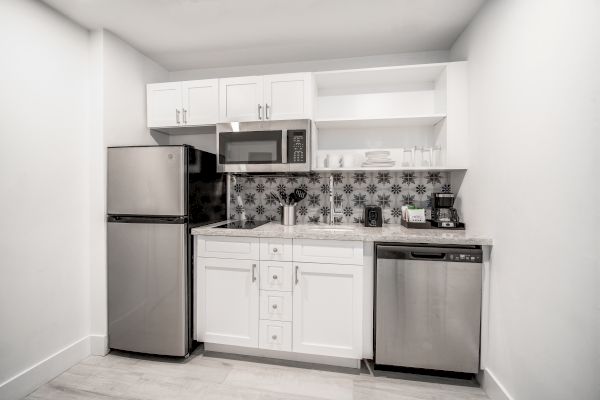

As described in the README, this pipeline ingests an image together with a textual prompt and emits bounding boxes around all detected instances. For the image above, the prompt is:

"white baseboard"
[479,368,514,400]
[89,334,109,356]
[0,336,91,400]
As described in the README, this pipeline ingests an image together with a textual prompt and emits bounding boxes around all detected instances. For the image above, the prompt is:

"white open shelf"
[314,63,448,93]
[311,61,469,172]
[314,114,446,129]
[312,166,466,172]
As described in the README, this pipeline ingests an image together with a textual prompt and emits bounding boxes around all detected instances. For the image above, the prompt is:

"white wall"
[88,29,170,354]
[0,0,91,398]
[450,1,600,399]
[169,50,449,80]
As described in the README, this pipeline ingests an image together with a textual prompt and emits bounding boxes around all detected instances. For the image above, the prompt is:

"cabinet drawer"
[260,291,293,321]
[196,236,259,260]
[260,238,293,261]
[260,261,293,292]
[293,239,363,265]
[259,320,292,352]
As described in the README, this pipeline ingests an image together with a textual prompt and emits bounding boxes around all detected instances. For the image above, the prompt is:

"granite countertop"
[191,221,492,246]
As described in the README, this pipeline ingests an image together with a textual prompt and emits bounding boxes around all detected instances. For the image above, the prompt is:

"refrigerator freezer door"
[107,221,188,356]
[108,146,186,216]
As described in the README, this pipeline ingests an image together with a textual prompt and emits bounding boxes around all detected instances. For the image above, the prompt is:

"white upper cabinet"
[147,82,182,127]
[147,79,219,128]
[219,73,313,123]
[264,73,312,121]
[219,76,264,122]
[293,262,363,359]
[181,79,219,126]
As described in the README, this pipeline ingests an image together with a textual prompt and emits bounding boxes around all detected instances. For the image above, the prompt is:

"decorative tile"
[228,171,450,224]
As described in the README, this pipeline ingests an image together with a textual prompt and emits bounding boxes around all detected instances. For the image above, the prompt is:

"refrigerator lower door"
[375,257,481,373]
[107,220,189,356]
[107,146,186,216]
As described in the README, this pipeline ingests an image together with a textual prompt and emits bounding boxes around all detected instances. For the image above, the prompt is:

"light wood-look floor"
[25,349,488,400]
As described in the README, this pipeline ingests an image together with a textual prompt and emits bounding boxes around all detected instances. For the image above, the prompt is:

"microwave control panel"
[287,130,307,164]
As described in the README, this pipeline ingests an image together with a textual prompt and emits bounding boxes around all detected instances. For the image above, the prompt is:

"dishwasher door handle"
[410,252,446,260]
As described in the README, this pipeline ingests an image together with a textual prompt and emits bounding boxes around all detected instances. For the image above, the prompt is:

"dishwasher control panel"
[448,253,482,263]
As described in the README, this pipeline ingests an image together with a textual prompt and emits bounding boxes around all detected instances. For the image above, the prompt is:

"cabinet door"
[197,257,259,347]
[181,79,219,126]
[263,73,312,120]
[293,262,363,358]
[147,82,182,127]
[219,76,264,122]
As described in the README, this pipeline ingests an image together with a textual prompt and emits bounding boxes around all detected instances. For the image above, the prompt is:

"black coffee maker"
[430,193,463,228]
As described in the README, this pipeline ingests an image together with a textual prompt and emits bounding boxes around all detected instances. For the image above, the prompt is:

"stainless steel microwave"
[216,119,311,173]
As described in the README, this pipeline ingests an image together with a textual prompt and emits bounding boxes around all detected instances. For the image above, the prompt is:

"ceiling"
[42,0,486,71]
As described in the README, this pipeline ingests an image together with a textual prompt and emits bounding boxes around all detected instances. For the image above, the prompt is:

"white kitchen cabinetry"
[147,79,218,128]
[263,73,312,120]
[259,320,292,352]
[196,235,363,365]
[219,73,312,122]
[146,82,182,127]
[260,261,294,292]
[293,262,363,359]
[196,236,259,260]
[293,239,363,265]
[219,76,264,122]
[196,257,259,347]
[260,238,293,262]
[181,80,219,126]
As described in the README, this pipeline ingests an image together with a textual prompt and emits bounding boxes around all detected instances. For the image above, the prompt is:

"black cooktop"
[213,220,270,230]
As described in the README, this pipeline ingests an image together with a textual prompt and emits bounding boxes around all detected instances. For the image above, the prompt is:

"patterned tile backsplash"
[229,171,452,224]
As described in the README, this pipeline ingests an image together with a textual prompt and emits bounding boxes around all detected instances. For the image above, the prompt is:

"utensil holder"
[282,205,296,226]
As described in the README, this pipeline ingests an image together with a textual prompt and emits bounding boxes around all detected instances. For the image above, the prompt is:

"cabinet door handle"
[258,104,262,120]
[272,304,278,310]
[295,265,299,285]
[182,108,187,124]
[175,109,180,124]
[265,103,270,120]
[252,264,257,282]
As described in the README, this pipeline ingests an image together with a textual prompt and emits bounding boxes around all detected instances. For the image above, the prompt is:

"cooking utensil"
[270,192,283,206]
[293,188,307,202]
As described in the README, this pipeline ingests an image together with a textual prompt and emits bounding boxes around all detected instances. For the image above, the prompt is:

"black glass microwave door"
[219,131,282,164]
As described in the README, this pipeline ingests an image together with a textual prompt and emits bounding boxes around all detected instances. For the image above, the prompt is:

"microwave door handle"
[281,131,287,164]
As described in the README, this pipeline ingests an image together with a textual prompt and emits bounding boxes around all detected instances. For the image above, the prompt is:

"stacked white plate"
[361,151,396,167]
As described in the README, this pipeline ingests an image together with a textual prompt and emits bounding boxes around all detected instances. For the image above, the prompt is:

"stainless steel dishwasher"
[374,243,482,374]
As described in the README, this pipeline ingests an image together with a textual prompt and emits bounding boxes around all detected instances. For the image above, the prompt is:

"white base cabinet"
[196,236,363,364]
[196,257,259,348]
[292,262,363,359]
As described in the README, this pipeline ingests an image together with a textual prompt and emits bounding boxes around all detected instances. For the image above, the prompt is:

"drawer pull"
[272,274,278,280]
[272,247,278,253]
[272,304,278,310]
[272,335,277,340]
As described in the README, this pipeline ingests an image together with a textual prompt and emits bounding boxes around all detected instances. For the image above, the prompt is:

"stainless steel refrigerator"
[107,145,226,357]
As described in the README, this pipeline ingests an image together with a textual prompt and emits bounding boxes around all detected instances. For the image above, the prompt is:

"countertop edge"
[191,222,493,246]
